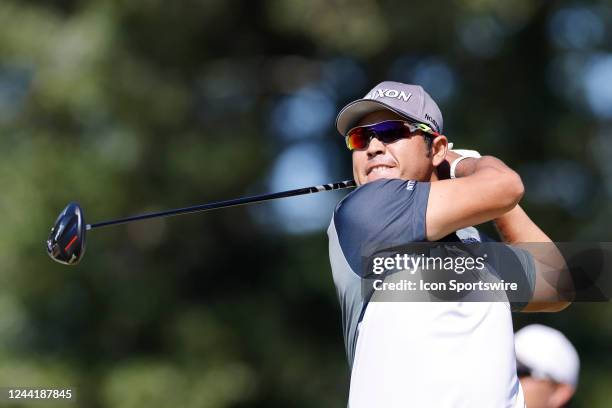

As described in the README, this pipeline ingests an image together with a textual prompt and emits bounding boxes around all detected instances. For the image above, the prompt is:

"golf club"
[46,180,357,266]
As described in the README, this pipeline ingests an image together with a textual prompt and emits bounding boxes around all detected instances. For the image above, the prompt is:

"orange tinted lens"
[346,127,369,150]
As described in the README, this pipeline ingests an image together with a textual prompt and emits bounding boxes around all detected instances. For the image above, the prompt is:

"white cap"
[515,324,580,387]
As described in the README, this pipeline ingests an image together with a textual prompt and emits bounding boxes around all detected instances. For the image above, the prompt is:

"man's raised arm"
[495,205,572,312]
[430,150,572,312]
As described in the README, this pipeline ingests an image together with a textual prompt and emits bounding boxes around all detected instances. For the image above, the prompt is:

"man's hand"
[446,150,463,166]
[437,147,483,180]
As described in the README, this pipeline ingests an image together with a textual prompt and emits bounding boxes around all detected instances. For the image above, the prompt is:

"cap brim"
[335,99,423,136]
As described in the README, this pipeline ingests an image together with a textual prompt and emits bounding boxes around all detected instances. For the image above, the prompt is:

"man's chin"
[364,171,400,184]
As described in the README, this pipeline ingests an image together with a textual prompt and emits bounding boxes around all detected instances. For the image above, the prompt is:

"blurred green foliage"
[0,0,611,406]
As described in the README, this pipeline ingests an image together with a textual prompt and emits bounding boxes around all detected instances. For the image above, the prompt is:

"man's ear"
[431,135,448,167]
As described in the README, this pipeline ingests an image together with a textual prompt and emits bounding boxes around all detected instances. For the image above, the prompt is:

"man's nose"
[367,136,386,158]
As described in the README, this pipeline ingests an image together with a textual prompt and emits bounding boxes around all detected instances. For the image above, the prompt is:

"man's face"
[520,377,574,408]
[351,110,437,185]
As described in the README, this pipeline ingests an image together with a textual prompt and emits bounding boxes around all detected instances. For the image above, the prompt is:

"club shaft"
[87,180,356,230]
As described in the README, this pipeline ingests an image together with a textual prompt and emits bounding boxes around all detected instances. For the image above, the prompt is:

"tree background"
[0,0,611,406]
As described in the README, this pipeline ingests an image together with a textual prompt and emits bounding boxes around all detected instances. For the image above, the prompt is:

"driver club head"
[46,202,87,265]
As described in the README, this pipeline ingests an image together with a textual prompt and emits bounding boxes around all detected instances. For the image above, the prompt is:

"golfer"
[515,324,580,408]
[327,81,571,407]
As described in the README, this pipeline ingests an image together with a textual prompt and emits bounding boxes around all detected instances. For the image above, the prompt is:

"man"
[327,81,571,407]
[515,324,580,408]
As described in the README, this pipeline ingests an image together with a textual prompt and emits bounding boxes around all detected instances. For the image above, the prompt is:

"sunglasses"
[345,120,440,151]
[516,361,558,383]
[516,361,533,378]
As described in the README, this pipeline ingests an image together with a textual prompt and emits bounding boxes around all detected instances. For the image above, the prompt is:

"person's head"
[515,324,580,408]
[335,81,448,185]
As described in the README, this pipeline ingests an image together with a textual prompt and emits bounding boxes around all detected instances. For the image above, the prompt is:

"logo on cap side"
[365,89,412,102]
[425,113,440,133]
